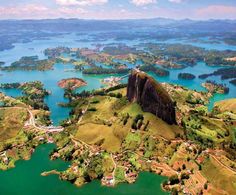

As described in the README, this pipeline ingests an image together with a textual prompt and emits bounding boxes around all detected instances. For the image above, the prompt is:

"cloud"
[168,0,183,3]
[0,4,49,18]
[196,5,236,19]
[130,0,156,6]
[58,7,87,15]
[55,0,108,6]
[0,4,88,19]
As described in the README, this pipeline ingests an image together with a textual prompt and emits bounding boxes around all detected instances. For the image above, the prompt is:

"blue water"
[0,31,235,195]
[0,144,167,195]
[0,33,235,124]
[152,61,236,109]
[0,63,109,125]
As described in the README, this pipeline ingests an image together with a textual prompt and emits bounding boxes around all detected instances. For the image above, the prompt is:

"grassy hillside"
[72,89,183,153]
[0,107,28,142]
[215,98,236,113]
[202,156,236,195]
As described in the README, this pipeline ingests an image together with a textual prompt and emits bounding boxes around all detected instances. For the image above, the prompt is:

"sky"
[0,0,236,20]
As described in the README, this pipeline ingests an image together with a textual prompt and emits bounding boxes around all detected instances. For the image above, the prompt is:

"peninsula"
[41,71,236,195]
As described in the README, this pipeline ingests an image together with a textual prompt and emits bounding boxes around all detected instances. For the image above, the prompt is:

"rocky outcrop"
[127,70,176,125]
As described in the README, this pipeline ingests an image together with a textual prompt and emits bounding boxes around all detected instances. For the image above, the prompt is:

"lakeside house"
[102,175,115,186]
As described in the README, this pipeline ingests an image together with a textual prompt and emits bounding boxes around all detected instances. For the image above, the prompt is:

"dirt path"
[0,106,63,132]
[111,154,117,184]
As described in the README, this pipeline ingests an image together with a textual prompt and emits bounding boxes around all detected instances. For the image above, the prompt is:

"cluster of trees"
[122,113,130,125]
[178,73,196,80]
[44,47,70,58]
[64,84,127,102]
[108,92,122,98]
[140,65,169,77]
[0,83,21,89]
[102,45,138,56]
[230,79,236,86]
[205,80,229,94]
[86,155,104,180]
[205,50,236,67]
[144,43,204,66]
[131,114,144,130]
[199,67,236,80]
[144,43,236,67]
[186,94,204,105]
[83,67,129,75]
[0,56,55,71]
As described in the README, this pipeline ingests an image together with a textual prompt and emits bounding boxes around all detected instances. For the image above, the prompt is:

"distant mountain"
[0,18,235,32]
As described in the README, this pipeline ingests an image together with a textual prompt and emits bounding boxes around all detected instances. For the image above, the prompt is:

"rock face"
[127,70,176,125]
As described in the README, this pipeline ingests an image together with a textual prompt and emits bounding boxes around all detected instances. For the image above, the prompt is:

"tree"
[169,175,179,185]
[204,183,208,190]
[131,122,137,130]
[171,188,178,195]
[199,164,202,170]
[3,143,12,150]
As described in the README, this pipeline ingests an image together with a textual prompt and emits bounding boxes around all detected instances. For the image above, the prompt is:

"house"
[3,156,9,165]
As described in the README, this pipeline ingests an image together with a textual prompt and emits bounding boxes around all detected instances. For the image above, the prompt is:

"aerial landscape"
[0,0,236,195]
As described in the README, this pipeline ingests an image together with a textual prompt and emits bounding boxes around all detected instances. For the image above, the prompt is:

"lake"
[0,32,235,195]
[0,144,167,195]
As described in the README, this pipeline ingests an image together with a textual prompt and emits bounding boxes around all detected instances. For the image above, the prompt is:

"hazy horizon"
[0,0,236,20]
[1,17,236,22]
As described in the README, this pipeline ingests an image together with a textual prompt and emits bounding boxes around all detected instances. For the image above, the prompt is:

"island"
[139,65,169,77]
[58,78,87,90]
[0,56,55,71]
[199,67,236,80]
[230,79,236,86]
[178,73,196,80]
[82,67,130,75]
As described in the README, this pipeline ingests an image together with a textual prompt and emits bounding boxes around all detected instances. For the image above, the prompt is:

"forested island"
[0,56,55,71]
[82,67,130,75]
[139,65,169,77]
[230,79,236,86]
[199,67,236,80]
[178,73,196,80]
